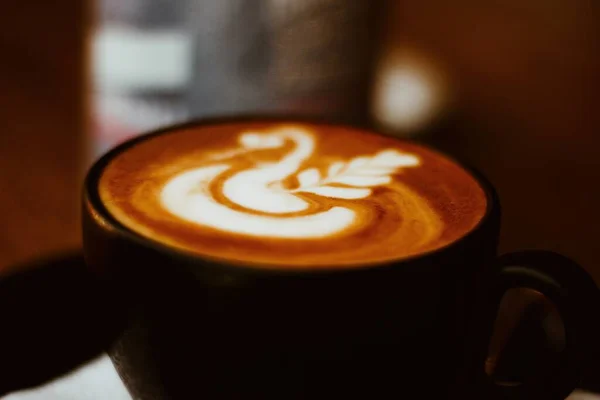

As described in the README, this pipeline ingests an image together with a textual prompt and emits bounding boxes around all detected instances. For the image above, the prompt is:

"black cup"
[1,117,598,399]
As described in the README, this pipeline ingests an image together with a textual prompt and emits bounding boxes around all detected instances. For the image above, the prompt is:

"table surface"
[0,355,597,400]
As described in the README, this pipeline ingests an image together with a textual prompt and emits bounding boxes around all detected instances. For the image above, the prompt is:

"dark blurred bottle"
[92,0,383,157]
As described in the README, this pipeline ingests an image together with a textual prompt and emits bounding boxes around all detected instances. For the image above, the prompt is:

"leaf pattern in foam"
[293,149,421,200]
[371,150,420,167]
[297,168,321,187]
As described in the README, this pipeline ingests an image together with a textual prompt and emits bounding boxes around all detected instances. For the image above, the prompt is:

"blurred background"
[0,0,599,398]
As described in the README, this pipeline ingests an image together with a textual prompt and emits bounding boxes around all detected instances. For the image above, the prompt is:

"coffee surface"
[99,121,487,268]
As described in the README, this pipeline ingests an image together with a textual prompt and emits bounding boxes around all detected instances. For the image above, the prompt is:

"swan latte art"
[99,121,487,268]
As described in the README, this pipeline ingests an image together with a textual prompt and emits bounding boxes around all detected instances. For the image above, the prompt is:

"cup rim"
[84,114,501,275]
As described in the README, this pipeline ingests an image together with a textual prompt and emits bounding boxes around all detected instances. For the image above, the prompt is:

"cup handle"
[0,252,125,396]
[470,250,600,399]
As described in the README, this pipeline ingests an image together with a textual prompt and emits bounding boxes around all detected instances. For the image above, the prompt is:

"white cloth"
[2,356,131,400]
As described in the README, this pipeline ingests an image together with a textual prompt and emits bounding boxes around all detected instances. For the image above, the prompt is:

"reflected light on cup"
[371,49,450,137]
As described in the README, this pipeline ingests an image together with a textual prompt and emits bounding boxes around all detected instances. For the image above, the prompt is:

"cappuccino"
[99,121,486,268]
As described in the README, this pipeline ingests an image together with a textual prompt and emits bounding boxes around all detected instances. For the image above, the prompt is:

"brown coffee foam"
[99,122,487,268]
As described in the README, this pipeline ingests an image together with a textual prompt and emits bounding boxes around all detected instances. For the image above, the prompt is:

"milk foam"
[160,127,421,239]
[99,121,488,267]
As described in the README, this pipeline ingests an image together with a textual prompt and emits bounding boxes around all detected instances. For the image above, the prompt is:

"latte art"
[99,121,487,268]
[161,127,424,240]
